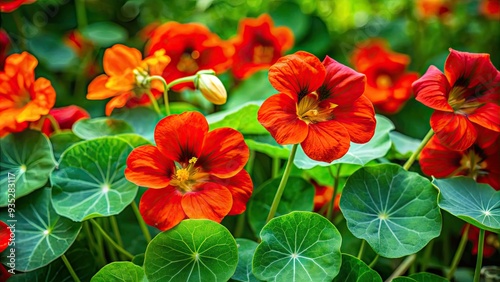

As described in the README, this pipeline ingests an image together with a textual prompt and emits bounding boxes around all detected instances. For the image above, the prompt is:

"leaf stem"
[368,254,379,268]
[109,216,124,258]
[147,75,171,116]
[473,228,485,282]
[61,254,80,282]
[245,150,256,175]
[447,224,470,280]
[131,201,151,243]
[266,144,298,223]
[357,240,366,260]
[46,114,61,134]
[420,239,434,272]
[327,164,341,221]
[145,90,163,116]
[89,219,134,260]
[75,0,88,30]
[234,213,246,238]
[385,254,416,281]
[272,157,280,179]
[403,128,434,170]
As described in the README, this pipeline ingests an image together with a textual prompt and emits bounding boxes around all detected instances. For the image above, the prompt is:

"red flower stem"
[145,90,162,116]
[473,228,485,282]
[131,201,151,243]
[46,114,61,134]
[265,144,299,223]
[447,224,470,280]
[61,254,81,282]
[89,219,134,260]
[327,164,342,221]
[403,128,434,171]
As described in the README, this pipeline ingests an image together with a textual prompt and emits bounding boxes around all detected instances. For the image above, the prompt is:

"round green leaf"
[294,115,394,169]
[73,117,134,140]
[0,188,81,271]
[27,34,77,71]
[409,272,449,282]
[244,136,291,159]
[0,130,56,207]
[433,177,500,233]
[51,137,138,221]
[144,219,238,282]
[392,278,417,282]
[91,262,147,282]
[225,71,275,109]
[207,102,268,135]
[112,107,161,142]
[388,131,421,159]
[340,164,442,258]
[253,211,342,282]
[81,22,128,47]
[116,134,151,148]
[332,254,382,282]
[248,177,315,235]
[232,239,260,282]
[50,131,83,161]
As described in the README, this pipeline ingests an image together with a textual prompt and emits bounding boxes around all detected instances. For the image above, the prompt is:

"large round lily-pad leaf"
[0,130,56,207]
[434,177,500,233]
[73,117,134,140]
[232,239,260,282]
[51,137,138,221]
[91,262,147,282]
[294,115,394,169]
[49,131,84,161]
[340,164,442,258]
[248,177,314,235]
[332,254,382,282]
[252,211,342,282]
[0,188,81,271]
[144,219,238,282]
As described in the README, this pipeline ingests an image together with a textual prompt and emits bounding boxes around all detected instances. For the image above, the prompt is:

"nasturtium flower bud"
[196,73,227,105]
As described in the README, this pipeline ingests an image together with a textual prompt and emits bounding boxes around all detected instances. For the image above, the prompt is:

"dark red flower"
[0,0,35,12]
[0,221,10,253]
[480,0,500,20]
[310,179,340,214]
[40,105,90,136]
[466,225,499,258]
[0,29,9,70]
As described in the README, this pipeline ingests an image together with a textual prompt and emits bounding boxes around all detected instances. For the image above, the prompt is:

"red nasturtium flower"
[230,14,294,80]
[125,111,253,231]
[413,49,500,151]
[415,0,453,19]
[480,0,500,20]
[0,221,10,253]
[145,22,234,91]
[86,44,170,116]
[0,29,10,70]
[0,52,56,137]
[311,179,341,214]
[466,225,499,258]
[351,39,419,114]
[257,51,376,163]
[40,105,90,136]
[0,0,35,12]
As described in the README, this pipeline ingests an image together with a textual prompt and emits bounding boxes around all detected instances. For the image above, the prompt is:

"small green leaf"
[225,71,275,109]
[81,22,128,47]
[51,137,138,221]
[50,131,83,161]
[409,272,449,282]
[332,254,382,282]
[253,211,342,282]
[248,177,315,235]
[91,262,147,282]
[389,131,421,158]
[116,134,151,148]
[73,118,134,140]
[0,188,82,271]
[0,130,56,207]
[144,219,238,282]
[340,164,442,258]
[232,239,260,282]
[434,177,500,233]
[112,107,160,142]
[244,136,291,159]
[27,34,77,70]
[294,115,394,169]
[207,102,268,135]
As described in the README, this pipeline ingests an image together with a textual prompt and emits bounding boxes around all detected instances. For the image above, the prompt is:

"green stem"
[357,240,366,260]
[109,216,124,256]
[75,0,88,30]
[89,219,134,260]
[403,128,434,171]
[245,150,256,175]
[234,213,246,238]
[147,75,171,116]
[61,254,80,282]
[46,114,61,134]
[420,239,434,272]
[131,201,151,243]
[473,228,485,282]
[12,11,26,50]
[145,90,163,116]
[386,254,416,281]
[102,218,118,261]
[368,254,379,268]
[272,157,280,179]
[265,144,298,223]
[84,221,105,266]
[447,224,470,280]
[326,164,341,221]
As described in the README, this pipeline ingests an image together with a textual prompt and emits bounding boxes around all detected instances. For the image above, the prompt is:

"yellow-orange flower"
[0,52,56,137]
[86,44,170,116]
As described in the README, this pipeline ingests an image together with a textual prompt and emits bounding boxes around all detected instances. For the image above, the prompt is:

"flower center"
[296,93,336,124]
[177,50,200,73]
[253,45,274,64]
[376,74,392,89]
[448,86,484,115]
[132,67,151,96]
[170,157,207,193]
[459,148,487,180]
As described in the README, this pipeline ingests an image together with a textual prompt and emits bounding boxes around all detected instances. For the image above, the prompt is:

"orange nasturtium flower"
[86,44,170,116]
[125,111,253,231]
[413,48,500,151]
[230,13,294,80]
[0,52,56,137]
[258,51,376,163]
[0,0,35,13]
[351,39,419,114]
[0,221,11,253]
[145,22,234,91]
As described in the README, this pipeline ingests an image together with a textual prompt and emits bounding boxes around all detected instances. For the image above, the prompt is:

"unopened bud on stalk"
[195,72,227,105]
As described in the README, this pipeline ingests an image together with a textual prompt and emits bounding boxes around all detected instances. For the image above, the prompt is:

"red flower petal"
[139,186,185,231]
[320,56,366,104]
[211,170,253,215]
[468,103,500,132]
[105,93,132,116]
[445,49,498,89]
[257,93,308,145]
[413,66,453,112]
[301,120,351,163]
[125,145,174,189]
[181,182,232,222]
[330,95,376,144]
[268,51,326,100]
[198,128,249,178]
[420,136,463,178]
[0,221,11,253]
[155,112,208,163]
[430,111,477,151]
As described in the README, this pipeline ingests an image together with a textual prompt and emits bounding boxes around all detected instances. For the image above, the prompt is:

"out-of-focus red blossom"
[465,225,499,258]
[125,112,253,231]
[420,128,500,190]
[257,51,376,163]
[138,21,161,41]
[413,48,500,151]
[40,105,90,136]
[351,39,419,114]
[416,0,453,19]
[0,264,11,281]
[0,52,56,137]
[64,30,93,56]
[311,179,341,214]
[0,0,35,12]
[0,29,10,70]
[480,0,500,20]
[230,14,294,80]
[145,22,234,91]
[0,221,10,253]
[86,44,170,116]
